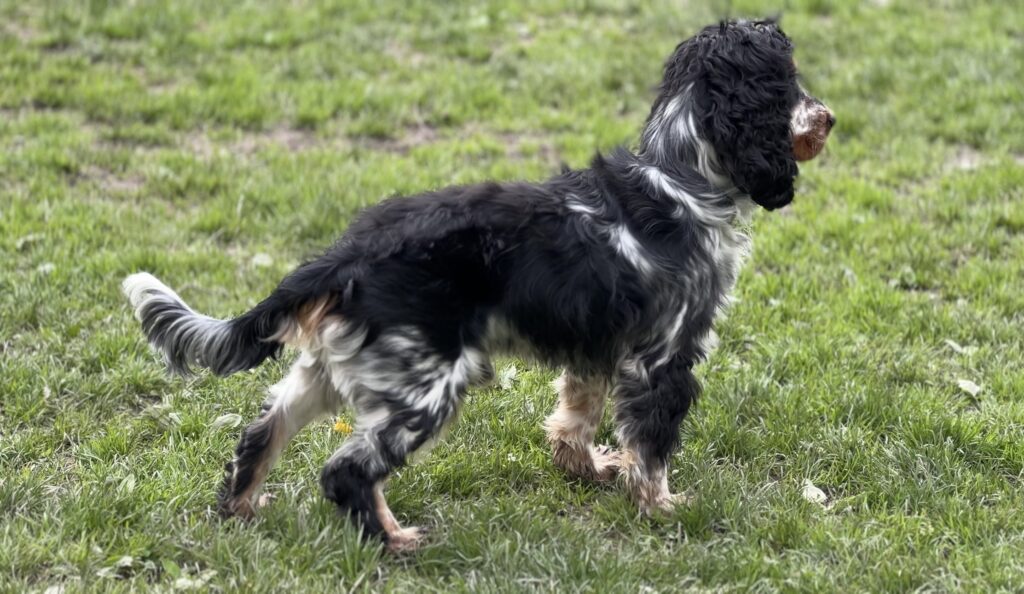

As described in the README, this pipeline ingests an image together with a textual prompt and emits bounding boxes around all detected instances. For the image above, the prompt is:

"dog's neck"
[637,85,749,212]
[595,149,749,235]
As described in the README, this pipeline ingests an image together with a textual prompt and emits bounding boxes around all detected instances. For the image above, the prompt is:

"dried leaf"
[211,413,242,430]
[957,379,982,397]
[498,363,518,390]
[95,567,119,579]
[801,479,827,505]
[119,474,136,494]
[944,339,977,355]
[115,555,134,568]
[15,233,43,251]
[174,577,198,590]
[251,253,274,268]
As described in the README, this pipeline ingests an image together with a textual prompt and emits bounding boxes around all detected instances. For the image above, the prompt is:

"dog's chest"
[653,223,750,359]
[710,225,750,298]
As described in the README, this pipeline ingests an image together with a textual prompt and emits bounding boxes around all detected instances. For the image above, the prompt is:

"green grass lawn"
[2,0,1023,591]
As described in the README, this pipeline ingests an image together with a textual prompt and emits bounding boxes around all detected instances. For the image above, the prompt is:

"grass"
[1,0,1023,591]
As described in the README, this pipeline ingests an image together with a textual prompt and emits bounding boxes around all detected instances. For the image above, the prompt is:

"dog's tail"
[123,266,341,376]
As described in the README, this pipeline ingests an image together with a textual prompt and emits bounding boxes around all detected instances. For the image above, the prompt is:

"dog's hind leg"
[319,395,462,553]
[218,352,336,520]
[317,322,493,552]
[320,340,490,552]
[612,354,697,514]
[544,371,619,482]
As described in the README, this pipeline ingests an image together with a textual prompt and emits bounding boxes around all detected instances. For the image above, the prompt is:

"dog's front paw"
[552,441,621,483]
[386,526,427,554]
[640,491,693,516]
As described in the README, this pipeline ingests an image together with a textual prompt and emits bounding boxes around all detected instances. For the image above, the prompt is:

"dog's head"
[640,19,834,210]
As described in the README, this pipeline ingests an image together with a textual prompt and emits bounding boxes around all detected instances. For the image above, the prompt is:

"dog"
[123,19,833,552]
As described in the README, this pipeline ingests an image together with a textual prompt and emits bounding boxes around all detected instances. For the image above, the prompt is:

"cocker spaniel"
[123,19,833,552]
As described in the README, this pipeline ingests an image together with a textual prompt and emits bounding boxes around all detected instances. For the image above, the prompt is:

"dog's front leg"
[612,353,698,514]
[544,371,620,482]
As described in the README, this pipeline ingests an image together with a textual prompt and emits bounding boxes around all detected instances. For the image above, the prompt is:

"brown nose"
[825,112,836,132]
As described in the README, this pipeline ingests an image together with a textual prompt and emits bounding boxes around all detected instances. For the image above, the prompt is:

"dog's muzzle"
[792,96,834,162]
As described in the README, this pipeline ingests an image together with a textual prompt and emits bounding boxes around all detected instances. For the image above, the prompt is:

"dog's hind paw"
[551,441,622,483]
[591,444,622,483]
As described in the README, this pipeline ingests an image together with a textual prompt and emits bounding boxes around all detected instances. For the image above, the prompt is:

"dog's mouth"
[791,98,834,162]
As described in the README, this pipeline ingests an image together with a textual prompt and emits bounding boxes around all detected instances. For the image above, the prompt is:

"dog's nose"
[825,112,836,132]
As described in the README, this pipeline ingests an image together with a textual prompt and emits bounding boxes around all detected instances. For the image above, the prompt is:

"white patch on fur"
[791,100,814,136]
[714,226,751,292]
[321,319,367,364]
[639,166,752,294]
[122,271,236,370]
[123,273,221,337]
[675,112,730,188]
[635,160,753,367]
[319,325,491,418]
[567,194,656,277]
[642,166,734,226]
[123,272,184,313]
[618,355,649,385]
[641,84,734,191]
[643,95,683,163]
[357,406,392,430]
[564,193,601,216]
[609,224,654,277]
[319,332,489,474]
[266,354,336,442]
[547,372,605,440]
[653,303,689,370]
[791,91,830,139]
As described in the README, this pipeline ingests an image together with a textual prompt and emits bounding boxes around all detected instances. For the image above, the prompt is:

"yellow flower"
[333,418,353,435]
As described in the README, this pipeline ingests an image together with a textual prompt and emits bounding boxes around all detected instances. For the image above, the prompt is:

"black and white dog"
[123,20,833,552]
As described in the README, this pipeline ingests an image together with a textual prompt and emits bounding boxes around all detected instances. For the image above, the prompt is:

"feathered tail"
[122,273,295,376]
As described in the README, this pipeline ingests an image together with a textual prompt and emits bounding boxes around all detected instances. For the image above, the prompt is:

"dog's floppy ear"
[704,104,797,210]
[694,22,800,210]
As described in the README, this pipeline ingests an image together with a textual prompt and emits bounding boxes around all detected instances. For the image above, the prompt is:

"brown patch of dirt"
[232,126,320,154]
[357,123,440,154]
[384,40,429,68]
[78,165,145,194]
[88,114,562,168]
[496,131,562,167]
[186,122,445,158]
[187,125,337,157]
[947,144,985,171]
[2,21,35,43]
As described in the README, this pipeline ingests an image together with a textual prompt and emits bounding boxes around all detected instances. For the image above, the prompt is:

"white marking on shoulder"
[565,193,601,216]
[642,166,733,226]
[610,224,655,277]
